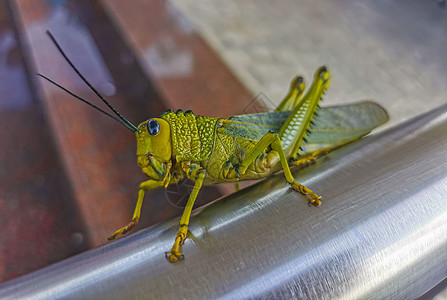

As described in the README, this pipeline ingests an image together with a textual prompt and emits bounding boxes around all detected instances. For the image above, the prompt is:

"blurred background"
[0,0,446,284]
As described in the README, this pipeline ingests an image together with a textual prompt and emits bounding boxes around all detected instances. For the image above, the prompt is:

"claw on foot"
[308,196,322,207]
[165,226,188,262]
[108,218,138,241]
[290,182,322,207]
[165,251,184,263]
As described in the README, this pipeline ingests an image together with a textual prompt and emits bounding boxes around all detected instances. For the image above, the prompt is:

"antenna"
[40,30,141,133]
[37,73,129,126]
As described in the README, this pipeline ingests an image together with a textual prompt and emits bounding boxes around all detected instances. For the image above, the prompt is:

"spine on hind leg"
[279,67,330,158]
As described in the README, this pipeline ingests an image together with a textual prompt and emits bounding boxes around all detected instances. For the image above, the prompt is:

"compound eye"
[147,119,160,136]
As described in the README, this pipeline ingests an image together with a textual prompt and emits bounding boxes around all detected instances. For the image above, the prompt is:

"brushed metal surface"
[0,104,446,299]
[171,0,447,130]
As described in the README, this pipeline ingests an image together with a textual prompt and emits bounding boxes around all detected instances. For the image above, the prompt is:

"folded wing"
[219,101,389,154]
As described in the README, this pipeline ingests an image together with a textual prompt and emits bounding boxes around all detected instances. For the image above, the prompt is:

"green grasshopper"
[40,31,388,262]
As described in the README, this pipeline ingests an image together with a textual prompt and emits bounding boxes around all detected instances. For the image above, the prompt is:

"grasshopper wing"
[220,101,388,154]
[300,101,388,153]
[218,111,290,141]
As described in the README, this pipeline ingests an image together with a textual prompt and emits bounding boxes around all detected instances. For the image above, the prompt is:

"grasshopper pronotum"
[39,31,388,262]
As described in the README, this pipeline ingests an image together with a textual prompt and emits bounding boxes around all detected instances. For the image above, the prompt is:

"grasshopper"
[40,31,388,262]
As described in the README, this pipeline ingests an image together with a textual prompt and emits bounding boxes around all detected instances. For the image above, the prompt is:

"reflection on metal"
[1,104,446,299]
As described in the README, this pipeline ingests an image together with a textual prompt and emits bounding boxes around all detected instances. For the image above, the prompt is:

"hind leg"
[291,149,328,167]
[278,67,331,160]
[275,76,306,112]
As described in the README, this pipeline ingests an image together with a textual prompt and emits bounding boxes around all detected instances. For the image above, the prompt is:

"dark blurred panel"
[102,0,255,117]
[0,0,89,282]
[1,0,253,282]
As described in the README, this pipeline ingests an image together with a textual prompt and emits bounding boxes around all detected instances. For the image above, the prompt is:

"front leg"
[108,179,164,240]
[166,165,206,262]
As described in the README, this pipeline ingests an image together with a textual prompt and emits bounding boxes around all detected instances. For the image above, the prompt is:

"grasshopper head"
[136,118,172,180]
